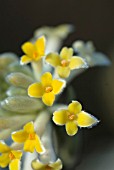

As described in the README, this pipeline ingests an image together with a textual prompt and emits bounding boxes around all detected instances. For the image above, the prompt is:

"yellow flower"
[32,158,62,170]
[53,101,98,136]
[46,47,87,78]
[0,141,22,170]
[21,36,46,65]
[12,122,44,153]
[28,72,65,106]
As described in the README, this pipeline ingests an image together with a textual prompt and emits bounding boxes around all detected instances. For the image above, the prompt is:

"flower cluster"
[0,25,110,170]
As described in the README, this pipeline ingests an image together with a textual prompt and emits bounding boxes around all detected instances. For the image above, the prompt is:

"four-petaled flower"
[21,36,46,65]
[0,141,22,170]
[28,72,65,106]
[12,122,44,153]
[46,47,87,78]
[53,101,98,136]
[32,158,62,170]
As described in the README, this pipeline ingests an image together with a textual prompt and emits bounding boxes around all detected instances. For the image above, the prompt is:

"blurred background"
[0,0,114,170]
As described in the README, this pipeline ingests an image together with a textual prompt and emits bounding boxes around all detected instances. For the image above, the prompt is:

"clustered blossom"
[0,29,101,170]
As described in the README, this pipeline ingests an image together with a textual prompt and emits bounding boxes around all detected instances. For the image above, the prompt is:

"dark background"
[0,0,114,170]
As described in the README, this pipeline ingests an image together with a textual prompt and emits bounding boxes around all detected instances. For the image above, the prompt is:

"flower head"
[21,36,46,65]
[28,72,65,106]
[12,122,44,153]
[46,47,87,78]
[53,101,99,136]
[0,141,22,170]
[32,158,62,170]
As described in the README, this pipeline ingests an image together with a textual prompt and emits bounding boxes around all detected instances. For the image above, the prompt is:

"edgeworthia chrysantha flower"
[46,47,87,78]
[21,36,46,65]
[28,72,65,106]
[53,101,99,136]
[0,141,22,170]
[32,158,62,170]
[12,122,44,153]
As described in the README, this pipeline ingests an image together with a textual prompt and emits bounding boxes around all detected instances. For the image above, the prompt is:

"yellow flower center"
[45,86,53,93]
[33,52,38,60]
[45,165,52,170]
[9,152,15,160]
[29,133,36,140]
[67,112,77,121]
[61,59,69,67]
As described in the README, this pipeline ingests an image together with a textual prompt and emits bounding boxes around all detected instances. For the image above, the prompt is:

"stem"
[31,60,43,81]
[23,152,37,170]
[39,123,57,163]
[53,69,60,79]
[34,110,51,137]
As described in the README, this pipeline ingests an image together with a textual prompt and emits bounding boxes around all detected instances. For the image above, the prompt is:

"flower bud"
[1,96,44,113]
[6,72,34,88]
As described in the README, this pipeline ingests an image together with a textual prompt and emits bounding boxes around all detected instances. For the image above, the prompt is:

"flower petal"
[0,141,10,153]
[24,140,35,153]
[69,56,87,70]
[11,151,22,160]
[68,101,82,114]
[65,121,78,136]
[0,153,10,168]
[56,66,70,78]
[28,83,44,98]
[77,111,98,127]
[35,135,44,153]
[20,55,32,65]
[12,130,28,143]
[21,42,34,56]
[53,110,68,125]
[24,122,35,134]
[52,79,65,94]
[32,159,45,170]
[46,53,60,67]
[9,159,21,170]
[42,92,55,106]
[60,47,73,60]
[50,159,63,170]
[35,36,46,56]
[41,72,52,87]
